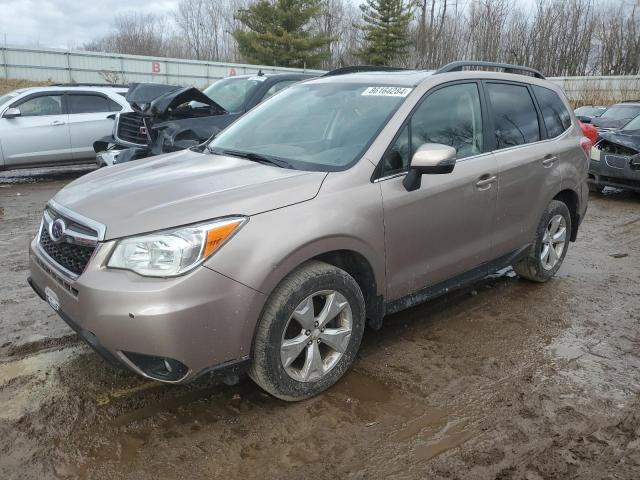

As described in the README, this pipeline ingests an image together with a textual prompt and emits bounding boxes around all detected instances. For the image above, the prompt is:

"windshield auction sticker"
[362,86,412,97]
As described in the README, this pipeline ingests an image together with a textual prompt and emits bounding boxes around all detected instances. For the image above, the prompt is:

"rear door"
[378,81,498,300]
[486,81,562,257]
[0,93,71,167]
[67,92,123,160]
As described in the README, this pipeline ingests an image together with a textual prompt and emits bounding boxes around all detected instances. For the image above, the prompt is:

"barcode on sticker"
[362,87,412,97]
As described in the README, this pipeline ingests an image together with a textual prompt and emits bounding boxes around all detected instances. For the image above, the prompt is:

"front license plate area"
[44,286,60,311]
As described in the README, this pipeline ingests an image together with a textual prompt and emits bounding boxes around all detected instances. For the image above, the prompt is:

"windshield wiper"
[212,148,294,169]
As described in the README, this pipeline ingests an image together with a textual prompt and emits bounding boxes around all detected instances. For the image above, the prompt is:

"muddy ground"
[0,167,639,480]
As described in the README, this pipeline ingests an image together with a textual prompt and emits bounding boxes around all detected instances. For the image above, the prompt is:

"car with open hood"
[29,62,589,401]
[589,114,640,193]
[94,72,316,166]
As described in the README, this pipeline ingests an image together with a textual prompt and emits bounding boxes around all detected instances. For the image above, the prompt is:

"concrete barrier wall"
[1,45,639,102]
[0,45,324,88]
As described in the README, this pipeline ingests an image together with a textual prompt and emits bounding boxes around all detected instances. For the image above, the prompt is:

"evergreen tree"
[234,0,333,68]
[356,0,412,65]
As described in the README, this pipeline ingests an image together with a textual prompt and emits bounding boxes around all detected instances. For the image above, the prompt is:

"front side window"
[202,77,265,112]
[68,94,121,114]
[487,83,540,149]
[532,85,571,138]
[208,82,409,171]
[381,83,483,175]
[16,95,63,116]
[262,80,296,102]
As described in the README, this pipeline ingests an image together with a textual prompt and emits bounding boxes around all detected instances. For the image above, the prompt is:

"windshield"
[600,105,640,121]
[0,92,17,107]
[208,82,411,171]
[201,77,264,112]
[621,115,640,132]
[575,106,605,117]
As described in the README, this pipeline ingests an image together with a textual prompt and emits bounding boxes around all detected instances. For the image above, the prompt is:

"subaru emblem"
[49,218,66,243]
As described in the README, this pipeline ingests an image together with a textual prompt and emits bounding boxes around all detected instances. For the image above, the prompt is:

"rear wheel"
[512,200,571,283]
[249,261,366,401]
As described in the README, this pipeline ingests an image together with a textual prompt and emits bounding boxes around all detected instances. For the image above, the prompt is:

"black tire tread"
[249,260,365,401]
[512,200,571,283]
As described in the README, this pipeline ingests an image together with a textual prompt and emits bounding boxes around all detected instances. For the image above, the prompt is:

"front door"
[378,82,498,301]
[0,93,71,167]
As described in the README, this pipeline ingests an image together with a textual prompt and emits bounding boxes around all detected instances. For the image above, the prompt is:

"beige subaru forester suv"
[28,62,590,400]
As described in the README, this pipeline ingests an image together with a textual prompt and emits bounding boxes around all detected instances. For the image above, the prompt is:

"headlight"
[107,217,247,277]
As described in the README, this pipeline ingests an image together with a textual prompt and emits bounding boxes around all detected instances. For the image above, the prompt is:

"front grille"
[116,112,149,145]
[39,227,95,276]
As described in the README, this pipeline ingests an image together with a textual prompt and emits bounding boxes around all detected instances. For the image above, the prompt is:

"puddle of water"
[0,346,79,385]
[414,418,476,461]
[329,369,393,403]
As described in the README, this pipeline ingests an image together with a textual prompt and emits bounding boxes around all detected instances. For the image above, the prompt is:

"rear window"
[487,83,540,149]
[532,85,571,138]
[68,94,122,114]
[600,105,640,120]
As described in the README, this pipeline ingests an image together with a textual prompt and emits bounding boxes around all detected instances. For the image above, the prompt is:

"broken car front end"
[94,83,228,166]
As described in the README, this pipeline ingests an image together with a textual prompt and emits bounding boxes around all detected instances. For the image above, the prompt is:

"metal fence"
[547,75,640,104]
[0,45,324,88]
[1,45,639,103]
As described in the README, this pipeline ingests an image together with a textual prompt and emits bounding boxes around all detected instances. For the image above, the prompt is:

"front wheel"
[512,200,571,283]
[249,261,366,401]
[589,183,605,194]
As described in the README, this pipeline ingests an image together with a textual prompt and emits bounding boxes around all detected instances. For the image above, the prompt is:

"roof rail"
[620,99,640,103]
[435,61,545,79]
[49,83,130,88]
[322,65,408,77]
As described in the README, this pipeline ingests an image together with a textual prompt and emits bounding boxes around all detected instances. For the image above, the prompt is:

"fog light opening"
[123,351,188,382]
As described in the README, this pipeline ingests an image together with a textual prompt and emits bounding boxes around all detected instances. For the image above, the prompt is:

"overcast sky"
[0,0,566,50]
[0,0,179,49]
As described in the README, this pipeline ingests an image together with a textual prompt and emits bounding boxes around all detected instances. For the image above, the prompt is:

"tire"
[512,200,572,283]
[589,183,605,194]
[249,260,366,401]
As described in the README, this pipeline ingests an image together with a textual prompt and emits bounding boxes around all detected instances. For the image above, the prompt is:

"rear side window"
[532,86,571,137]
[486,83,540,149]
[68,94,122,114]
[261,80,296,102]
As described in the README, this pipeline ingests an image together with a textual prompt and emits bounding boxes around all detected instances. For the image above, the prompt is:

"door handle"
[542,155,557,167]
[50,120,66,126]
[475,174,496,189]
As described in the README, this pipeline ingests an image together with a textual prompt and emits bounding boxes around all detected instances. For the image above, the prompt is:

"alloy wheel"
[280,290,353,382]
[540,214,567,270]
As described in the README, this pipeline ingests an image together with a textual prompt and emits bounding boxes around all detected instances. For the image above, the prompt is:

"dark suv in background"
[95,72,315,166]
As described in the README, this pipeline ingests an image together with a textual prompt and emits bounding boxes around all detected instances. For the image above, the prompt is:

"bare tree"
[85,12,171,57]
[83,0,640,76]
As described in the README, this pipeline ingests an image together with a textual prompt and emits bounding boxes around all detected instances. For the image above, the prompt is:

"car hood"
[53,149,327,240]
[599,130,640,154]
[125,83,226,116]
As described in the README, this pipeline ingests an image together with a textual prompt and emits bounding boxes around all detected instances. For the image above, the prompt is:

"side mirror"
[403,143,456,191]
[3,107,21,119]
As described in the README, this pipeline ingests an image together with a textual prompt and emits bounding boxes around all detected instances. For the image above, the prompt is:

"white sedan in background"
[0,85,130,170]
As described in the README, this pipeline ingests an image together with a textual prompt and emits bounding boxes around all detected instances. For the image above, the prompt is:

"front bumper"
[589,156,640,192]
[28,238,265,383]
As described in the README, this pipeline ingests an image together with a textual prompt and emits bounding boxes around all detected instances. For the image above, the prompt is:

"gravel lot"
[1,168,639,479]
